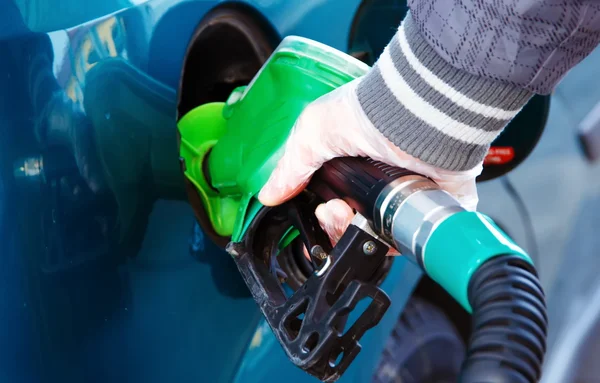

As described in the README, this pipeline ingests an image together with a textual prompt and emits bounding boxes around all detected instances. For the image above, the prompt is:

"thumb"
[258,124,333,206]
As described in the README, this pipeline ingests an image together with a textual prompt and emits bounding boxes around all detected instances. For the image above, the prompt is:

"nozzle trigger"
[287,194,332,267]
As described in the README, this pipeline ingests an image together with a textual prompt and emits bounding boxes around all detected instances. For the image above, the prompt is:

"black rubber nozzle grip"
[309,157,415,217]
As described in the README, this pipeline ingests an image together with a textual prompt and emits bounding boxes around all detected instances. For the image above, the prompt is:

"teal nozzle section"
[422,211,532,313]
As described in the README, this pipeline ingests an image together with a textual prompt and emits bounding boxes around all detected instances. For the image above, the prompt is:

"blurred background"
[1,0,599,382]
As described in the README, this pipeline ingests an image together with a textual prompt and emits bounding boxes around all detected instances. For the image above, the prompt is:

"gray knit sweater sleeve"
[357,1,600,172]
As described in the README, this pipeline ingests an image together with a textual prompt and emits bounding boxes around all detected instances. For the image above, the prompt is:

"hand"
[258,78,483,254]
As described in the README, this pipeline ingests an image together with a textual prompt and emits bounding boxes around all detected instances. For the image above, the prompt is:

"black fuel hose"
[461,254,548,383]
[310,157,549,383]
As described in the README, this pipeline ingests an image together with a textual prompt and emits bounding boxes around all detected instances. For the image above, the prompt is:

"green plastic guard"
[178,36,369,241]
[423,211,533,312]
[178,102,235,237]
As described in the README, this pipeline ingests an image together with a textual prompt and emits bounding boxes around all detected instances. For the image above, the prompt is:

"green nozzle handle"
[310,156,532,312]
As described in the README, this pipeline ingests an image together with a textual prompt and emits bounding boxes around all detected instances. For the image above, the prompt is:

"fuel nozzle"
[227,193,393,382]
[309,157,548,383]
[178,33,547,382]
[309,158,463,269]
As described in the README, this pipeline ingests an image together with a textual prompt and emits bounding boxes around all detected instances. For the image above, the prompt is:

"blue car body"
[2,0,600,382]
[0,1,424,382]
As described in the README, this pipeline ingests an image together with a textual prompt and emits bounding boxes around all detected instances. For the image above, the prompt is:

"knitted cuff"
[356,12,533,171]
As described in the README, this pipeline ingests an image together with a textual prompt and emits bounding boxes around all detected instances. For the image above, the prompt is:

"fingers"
[315,199,355,245]
[258,120,334,207]
[299,200,354,261]
[257,151,313,207]
[258,83,365,207]
[300,199,354,261]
